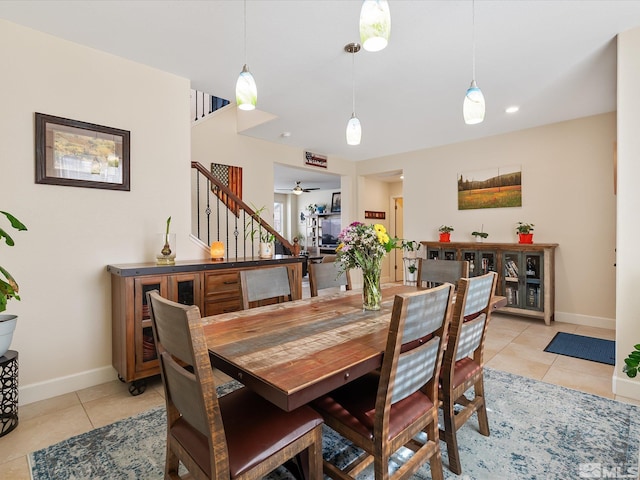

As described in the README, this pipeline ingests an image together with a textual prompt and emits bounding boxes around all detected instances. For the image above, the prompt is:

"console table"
[107,256,304,395]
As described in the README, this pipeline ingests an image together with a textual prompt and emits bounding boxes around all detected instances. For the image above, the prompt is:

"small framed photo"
[35,113,130,191]
[331,192,341,213]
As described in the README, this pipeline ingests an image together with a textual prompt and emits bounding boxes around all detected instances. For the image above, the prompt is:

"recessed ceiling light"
[400,175,404,180]
[505,106,519,114]
[280,131,291,138]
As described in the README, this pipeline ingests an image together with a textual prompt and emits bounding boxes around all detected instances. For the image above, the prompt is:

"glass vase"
[156,233,176,265]
[362,262,382,311]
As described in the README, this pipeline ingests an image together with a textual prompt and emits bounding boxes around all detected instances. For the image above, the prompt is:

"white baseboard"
[554,311,615,330]
[19,365,117,406]
[613,373,640,401]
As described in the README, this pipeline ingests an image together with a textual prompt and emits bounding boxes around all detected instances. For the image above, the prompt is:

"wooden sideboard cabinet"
[421,241,558,325]
[108,256,304,395]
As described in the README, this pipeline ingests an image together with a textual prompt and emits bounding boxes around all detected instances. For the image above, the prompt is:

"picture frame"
[331,192,341,213]
[35,113,130,191]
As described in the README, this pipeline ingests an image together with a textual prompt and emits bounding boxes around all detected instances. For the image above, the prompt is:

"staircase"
[191,161,293,259]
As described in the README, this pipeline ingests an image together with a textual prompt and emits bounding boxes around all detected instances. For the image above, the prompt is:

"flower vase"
[362,264,382,311]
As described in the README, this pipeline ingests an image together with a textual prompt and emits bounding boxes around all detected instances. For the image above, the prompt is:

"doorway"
[393,197,404,282]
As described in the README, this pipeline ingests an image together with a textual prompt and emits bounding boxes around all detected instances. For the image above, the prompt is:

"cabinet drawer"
[205,272,239,295]
[204,298,241,316]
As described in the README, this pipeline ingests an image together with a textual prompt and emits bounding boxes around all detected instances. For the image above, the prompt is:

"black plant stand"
[0,350,18,437]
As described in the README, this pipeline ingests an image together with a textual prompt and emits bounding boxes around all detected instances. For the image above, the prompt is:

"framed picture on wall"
[35,113,131,191]
[331,192,341,213]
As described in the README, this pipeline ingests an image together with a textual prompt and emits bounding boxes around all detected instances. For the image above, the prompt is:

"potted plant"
[516,222,535,244]
[0,211,27,357]
[316,204,327,214]
[245,205,276,258]
[306,204,317,216]
[472,231,489,242]
[401,239,421,259]
[406,261,418,284]
[438,225,454,243]
[623,345,640,378]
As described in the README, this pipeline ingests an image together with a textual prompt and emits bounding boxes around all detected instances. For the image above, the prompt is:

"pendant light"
[359,0,391,52]
[463,0,485,124]
[236,0,257,111]
[345,43,362,146]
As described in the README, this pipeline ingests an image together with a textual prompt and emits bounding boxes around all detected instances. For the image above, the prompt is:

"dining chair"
[146,290,323,480]
[438,271,498,475]
[313,283,455,480]
[239,266,294,309]
[417,258,469,289]
[308,261,351,297]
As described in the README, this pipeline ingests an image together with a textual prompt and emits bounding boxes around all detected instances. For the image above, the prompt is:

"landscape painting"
[458,165,522,210]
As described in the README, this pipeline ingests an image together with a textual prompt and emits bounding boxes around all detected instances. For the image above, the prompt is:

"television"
[320,217,341,247]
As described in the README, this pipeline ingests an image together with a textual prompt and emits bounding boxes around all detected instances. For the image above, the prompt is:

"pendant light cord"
[472,0,476,80]
[352,51,356,114]
[243,0,247,64]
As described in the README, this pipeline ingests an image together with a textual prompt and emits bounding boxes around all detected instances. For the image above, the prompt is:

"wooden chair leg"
[475,378,490,437]
[440,400,462,475]
[164,442,180,480]
[426,414,444,480]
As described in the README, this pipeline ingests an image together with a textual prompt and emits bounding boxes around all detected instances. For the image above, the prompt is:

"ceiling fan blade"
[303,187,320,192]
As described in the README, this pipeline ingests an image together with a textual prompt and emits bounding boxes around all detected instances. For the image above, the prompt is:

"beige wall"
[0,20,199,404]
[358,113,617,328]
[614,27,640,399]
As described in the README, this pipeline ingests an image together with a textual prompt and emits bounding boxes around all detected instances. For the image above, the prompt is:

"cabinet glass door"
[427,247,441,259]
[134,276,168,369]
[502,252,522,307]
[479,251,497,275]
[523,253,543,311]
[462,250,478,276]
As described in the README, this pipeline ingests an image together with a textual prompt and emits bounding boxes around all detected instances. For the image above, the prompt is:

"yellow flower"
[336,243,344,252]
[378,232,390,245]
[373,224,386,234]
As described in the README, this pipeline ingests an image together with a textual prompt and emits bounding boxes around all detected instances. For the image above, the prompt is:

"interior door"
[394,197,404,282]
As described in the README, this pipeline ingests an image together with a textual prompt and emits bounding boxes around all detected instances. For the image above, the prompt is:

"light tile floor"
[0,308,636,479]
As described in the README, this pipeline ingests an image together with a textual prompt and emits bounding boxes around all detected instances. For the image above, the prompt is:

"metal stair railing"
[191,161,294,259]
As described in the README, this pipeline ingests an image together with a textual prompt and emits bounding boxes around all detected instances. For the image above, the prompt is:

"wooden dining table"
[202,284,506,412]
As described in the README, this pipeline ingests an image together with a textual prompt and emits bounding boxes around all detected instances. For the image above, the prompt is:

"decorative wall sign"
[458,165,522,210]
[365,210,385,219]
[35,113,130,191]
[304,151,327,169]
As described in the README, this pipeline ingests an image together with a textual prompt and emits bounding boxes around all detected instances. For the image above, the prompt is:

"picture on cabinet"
[457,165,522,210]
[331,192,341,213]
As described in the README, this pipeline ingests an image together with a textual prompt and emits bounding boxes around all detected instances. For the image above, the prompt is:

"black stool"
[0,350,18,437]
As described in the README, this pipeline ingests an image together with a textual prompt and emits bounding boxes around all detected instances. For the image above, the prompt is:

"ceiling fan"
[277,181,320,195]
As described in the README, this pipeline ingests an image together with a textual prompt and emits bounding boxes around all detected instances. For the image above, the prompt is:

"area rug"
[30,369,639,480]
[544,332,616,365]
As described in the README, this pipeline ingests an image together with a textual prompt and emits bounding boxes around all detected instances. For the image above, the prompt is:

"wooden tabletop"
[203,284,505,411]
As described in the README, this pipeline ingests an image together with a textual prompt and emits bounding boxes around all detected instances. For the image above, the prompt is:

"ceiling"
[2,1,640,174]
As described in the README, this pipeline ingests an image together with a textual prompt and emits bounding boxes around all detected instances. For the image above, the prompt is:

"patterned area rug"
[30,369,640,480]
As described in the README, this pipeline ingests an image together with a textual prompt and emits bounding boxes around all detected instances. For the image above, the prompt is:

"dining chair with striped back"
[438,271,498,475]
[146,290,324,480]
[313,283,455,480]
[239,266,295,309]
[308,260,351,297]
[417,259,469,290]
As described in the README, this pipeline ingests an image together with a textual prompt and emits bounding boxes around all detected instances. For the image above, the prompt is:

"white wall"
[0,20,200,404]
[358,113,617,327]
[614,27,640,400]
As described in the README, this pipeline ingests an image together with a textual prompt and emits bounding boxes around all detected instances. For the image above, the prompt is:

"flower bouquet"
[336,222,397,310]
